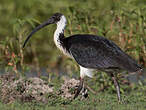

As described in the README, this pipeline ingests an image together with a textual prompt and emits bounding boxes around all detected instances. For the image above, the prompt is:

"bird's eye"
[55,16,60,21]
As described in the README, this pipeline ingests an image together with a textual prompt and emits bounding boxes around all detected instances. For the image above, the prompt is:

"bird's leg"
[110,73,121,102]
[74,77,84,99]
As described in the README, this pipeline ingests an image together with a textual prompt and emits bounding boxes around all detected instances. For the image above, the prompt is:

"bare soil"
[0,74,88,103]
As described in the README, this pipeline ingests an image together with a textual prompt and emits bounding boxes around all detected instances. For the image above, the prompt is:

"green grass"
[0,86,145,110]
[0,74,146,110]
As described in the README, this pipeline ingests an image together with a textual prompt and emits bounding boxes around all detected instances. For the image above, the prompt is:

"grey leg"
[111,73,121,102]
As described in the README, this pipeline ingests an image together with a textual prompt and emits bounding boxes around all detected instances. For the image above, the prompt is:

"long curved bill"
[23,17,55,48]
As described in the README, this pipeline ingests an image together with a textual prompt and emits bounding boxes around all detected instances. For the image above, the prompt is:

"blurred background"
[0,0,145,78]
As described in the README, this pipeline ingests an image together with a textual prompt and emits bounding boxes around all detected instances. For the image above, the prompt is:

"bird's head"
[49,13,64,24]
[23,13,65,48]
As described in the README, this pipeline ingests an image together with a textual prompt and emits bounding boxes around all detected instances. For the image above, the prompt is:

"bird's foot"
[74,78,84,99]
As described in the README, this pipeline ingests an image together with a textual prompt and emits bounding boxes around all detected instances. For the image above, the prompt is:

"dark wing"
[65,34,142,72]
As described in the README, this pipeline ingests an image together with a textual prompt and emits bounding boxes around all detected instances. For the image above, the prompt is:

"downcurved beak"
[23,17,55,48]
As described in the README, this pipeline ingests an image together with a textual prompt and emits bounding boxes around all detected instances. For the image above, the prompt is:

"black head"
[51,13,63,23]
[23,13,63,48]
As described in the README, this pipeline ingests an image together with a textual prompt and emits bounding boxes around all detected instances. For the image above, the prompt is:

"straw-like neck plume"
[54,15,67,48]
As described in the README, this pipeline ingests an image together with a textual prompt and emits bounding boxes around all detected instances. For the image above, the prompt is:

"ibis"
[23,13,142,102]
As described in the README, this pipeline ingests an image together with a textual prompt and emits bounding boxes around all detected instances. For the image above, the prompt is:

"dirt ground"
[0,73,88,103]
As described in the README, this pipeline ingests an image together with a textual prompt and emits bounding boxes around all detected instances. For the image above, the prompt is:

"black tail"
[119,53,143,73]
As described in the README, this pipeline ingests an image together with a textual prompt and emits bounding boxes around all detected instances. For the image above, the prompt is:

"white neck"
[53,15,72,57]
[54,15,67,47]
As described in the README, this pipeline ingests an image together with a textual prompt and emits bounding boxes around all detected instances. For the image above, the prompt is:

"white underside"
[80,66,94,78]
